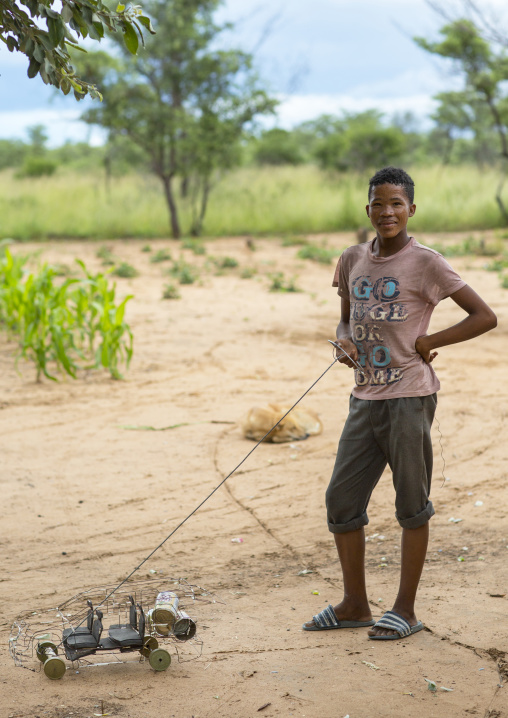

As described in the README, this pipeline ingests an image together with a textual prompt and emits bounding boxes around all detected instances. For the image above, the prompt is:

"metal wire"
[59,353,341,638]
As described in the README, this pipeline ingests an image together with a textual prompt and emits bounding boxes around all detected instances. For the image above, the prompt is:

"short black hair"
[368,166,415,204]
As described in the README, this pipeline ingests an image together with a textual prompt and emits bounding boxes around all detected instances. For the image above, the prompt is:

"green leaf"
[116,4,126,11]
[6,36,19,52]
[48,18,65,47]
[33,42,45,63]
[138,15,156,34]
[27,57,41,79]
[61,4,73,23]
[122,22,139,54]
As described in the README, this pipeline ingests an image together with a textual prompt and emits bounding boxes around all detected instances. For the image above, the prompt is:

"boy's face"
[366,183,415,239]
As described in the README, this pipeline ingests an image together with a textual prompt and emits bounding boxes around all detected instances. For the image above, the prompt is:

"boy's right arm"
[335,297,358,369]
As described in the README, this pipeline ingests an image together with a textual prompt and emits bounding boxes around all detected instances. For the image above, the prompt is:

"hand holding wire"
[328,339,362,371]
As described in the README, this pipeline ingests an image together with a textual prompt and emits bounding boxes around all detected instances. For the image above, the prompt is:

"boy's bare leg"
[304,527,372,628]
[368,522,429,637]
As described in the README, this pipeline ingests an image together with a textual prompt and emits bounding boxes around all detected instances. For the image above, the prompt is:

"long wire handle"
[57,353,341,643]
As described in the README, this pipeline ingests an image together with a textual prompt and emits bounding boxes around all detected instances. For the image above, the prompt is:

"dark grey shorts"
[326,394,437,533]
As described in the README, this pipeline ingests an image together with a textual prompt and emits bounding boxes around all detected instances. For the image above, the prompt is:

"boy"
[303,166,497,639]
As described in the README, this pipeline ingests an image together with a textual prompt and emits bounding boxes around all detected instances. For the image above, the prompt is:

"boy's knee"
[396,501,435,529]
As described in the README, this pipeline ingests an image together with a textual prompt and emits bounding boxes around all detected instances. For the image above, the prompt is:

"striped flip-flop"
[302,604,375,631]
[369,610,423,640]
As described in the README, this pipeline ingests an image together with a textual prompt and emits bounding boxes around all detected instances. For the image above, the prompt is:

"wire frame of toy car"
[9,578,219,679]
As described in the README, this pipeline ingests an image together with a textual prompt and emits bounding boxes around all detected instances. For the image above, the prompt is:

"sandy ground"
[0,233,507,718]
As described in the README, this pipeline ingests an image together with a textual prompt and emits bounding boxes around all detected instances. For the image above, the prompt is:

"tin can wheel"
[140,636,159,657]
[36,642,66,680]
[148,647,171,672]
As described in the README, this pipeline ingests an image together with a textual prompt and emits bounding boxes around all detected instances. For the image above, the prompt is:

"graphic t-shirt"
[332,237,466,399]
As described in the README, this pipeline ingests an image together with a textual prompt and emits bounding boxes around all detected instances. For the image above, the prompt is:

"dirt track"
[1,234,507,718]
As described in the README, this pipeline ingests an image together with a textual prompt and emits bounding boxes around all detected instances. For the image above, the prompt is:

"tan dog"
[241,403,323,443]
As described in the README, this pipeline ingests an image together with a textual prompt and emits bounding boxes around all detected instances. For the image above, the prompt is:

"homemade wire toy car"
[10,578,217,679]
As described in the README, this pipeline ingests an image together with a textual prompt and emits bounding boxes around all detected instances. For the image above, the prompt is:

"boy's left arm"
[416,285,497,364]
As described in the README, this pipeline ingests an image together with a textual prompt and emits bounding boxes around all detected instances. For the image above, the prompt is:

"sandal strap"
[312,604,339,628]
[373,611,411,637]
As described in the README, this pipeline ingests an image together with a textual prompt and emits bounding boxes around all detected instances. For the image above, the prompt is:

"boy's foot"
[368,608,419,638]
[303,598,372,630]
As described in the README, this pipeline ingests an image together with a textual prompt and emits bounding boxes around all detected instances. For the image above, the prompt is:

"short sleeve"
[425,253,466,305]
[331,255,350,298]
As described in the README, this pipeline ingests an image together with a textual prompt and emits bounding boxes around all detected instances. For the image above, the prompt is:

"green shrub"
[112,262,139,278]
[297,244,341,264]
[15,157,58,178]
[268,272,301,292]
[96,245,116,266]
[241,267,257,279]
[215,256,239,269]
[282,235,308,247]
[485,257,508,272]
[501,275,508,289]
[182,238,206,255]
[150,249,172,263]
[141,244,152,253]
[167,257,199,284]
[162,282,181,299]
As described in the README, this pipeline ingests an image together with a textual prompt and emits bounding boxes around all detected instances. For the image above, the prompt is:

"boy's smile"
[366,183,416,246]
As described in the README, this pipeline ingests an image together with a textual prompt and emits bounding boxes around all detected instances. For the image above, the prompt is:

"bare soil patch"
[1,234,507,718]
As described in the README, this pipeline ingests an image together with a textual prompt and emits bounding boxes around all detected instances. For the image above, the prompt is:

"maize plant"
[0,249,134,381]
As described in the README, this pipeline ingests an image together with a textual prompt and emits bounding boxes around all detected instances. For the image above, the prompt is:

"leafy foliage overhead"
[77,0,276,237]
[0,1,154,99]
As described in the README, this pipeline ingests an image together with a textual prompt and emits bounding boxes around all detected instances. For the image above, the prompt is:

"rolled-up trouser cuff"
[396,501,435,529]
[327,511,368,534]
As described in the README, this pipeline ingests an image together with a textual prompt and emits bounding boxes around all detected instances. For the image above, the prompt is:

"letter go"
[370,345,391,367]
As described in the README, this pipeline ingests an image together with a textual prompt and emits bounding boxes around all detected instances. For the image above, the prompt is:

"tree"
[415,19,508,219]
[253,128,305,166]
[76,0,276,237]
[0,1,154,99]
[313,111,407,173]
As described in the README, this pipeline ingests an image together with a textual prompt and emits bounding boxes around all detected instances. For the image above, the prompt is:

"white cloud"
[274,91,439,128]
[0,108,106,146]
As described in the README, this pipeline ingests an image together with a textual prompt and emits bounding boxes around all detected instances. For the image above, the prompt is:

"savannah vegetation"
[4,6,508,241]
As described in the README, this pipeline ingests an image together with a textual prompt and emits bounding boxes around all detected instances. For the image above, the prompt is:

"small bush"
[167,258,199,285]
[141,244,152,253]
[281,235,308,247]
[297,244,341,264]
[241,267,257,279]
[162,282,181,299]
[428,237,502,257]
[215,256,239,269]
[16,157,58,178]
[96,245,116,266]
[485,258,508,272]
[182,238,206,255]
[268,272,301,292]
[150,248,172,263]
[501,275,508,289]
[112,262,139,278]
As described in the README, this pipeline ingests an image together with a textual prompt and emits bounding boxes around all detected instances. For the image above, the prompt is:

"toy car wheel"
[140,636,159,657]
[43,656,66,680]
[36,641,58,663]
[148,648,171,672]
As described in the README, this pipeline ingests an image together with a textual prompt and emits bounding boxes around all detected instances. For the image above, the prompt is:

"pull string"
[58,354,340,644]
[436,412,447,488]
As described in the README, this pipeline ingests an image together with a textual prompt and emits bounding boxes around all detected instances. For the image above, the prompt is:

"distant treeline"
[0,107,501,180]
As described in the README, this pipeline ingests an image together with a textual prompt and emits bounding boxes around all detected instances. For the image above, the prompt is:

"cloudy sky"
[0,0,505,145]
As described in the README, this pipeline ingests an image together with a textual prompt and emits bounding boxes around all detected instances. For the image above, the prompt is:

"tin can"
[173,610,197,641]
[146,609,171,636]
[152,591,179,629]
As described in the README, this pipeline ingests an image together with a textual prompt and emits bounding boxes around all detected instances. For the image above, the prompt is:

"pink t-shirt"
[332,237,466,399]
